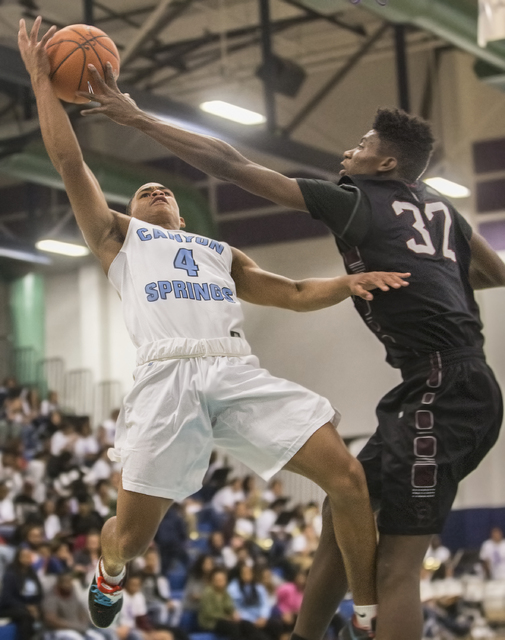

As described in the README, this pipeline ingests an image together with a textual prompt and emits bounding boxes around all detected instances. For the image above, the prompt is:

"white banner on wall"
[478,0,505,47]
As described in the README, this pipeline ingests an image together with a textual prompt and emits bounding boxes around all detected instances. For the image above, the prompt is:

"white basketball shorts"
[109,354,339,500]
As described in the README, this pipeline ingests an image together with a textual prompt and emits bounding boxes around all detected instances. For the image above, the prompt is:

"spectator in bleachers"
[0,546,43,640]
[14,479,40,525]
[207,531,227,566]
[257,567,282,610]
[74,418,100,467]
[139,548,182,628]
[74,530,101,581]
[0,448,24,497]
[255,498,288,542]
[275,568,307,631]
[40,391,59,418]
[261,480,284,507]
[21,388,41,423]
[42,499,62,541]
[155,504,188,573]
[211,478,245,515]
[71,497,104,539]
[116,574,174,640]
[229,501,255,541]
[0,479,17,538]
[303,501,322,537]
[50,419,78,459]
[227,563,280,640]
[288,523,319,571]
[46,541,75,576]
[199,567,260,640]
[183,554,215,613]
[242,476,262,512]
[92,479,115,519]
[83,448,113,486]
[98,409,120,449]
[424,535,452,580]
[21,523,45,569]
[43,571,115,640]
[480,526,505,580]
[54,497,73,539]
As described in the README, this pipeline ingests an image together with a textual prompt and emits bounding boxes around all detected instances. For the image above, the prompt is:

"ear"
[179,217,186,229]
[377,156,398,173]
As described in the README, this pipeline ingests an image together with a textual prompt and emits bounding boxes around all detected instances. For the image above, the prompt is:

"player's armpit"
[469,232,505,289]
[59,162,125,261]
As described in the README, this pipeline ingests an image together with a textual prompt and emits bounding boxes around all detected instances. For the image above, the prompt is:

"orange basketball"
[46,24,120,104]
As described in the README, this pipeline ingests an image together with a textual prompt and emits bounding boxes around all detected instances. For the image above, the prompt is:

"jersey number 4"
[393,201,456,262]
[174,248,199,276]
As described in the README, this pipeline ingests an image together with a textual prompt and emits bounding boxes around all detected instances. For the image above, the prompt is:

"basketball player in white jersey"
[19,18,409,633]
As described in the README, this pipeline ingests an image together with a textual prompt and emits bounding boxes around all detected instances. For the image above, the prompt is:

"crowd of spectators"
[1,376,505,640]
[0,376,329,640]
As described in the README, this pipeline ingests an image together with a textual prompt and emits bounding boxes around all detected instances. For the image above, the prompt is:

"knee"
[377,555,422,589]
[324,456,368,503]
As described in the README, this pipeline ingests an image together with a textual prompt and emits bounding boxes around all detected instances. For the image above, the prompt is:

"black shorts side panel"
[358,358,503,535]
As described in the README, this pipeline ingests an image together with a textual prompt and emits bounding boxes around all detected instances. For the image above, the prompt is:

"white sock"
[99,558,126,586]
[354,604,378,630]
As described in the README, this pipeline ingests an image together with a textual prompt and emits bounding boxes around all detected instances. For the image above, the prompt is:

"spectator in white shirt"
[0,481,16,537]
[480,527,505,580]
[73,418,100,467]
[98,409,120,449]
[50,421,78,457]
[40,390,59,417]
[117,574,173,640]
[211,478,245,515]
[255,498,288,541]
[261,479,284,507]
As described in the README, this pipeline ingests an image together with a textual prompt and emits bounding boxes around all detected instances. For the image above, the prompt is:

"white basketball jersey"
[108,217,248,352]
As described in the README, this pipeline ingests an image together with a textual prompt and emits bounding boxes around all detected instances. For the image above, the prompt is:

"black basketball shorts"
[358,347,503,536]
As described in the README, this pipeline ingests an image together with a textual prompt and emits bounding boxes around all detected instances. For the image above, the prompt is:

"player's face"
[340,130,394,177]
[131,183,186,229]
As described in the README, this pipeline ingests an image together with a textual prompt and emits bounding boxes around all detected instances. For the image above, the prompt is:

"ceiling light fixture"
[36,239,90,257]
[200,101,266,125]
[424,177,471,198]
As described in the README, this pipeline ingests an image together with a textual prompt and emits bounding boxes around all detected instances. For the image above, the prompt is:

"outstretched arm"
[469,232,505,290]
[79,64,307,211]
[231,248,410,311]
[18,18,126,271]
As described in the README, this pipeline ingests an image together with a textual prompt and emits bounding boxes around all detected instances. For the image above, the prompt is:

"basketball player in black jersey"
[77,66,505,640]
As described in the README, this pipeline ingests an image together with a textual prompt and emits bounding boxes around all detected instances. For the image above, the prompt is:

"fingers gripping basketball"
[46,24,120,104]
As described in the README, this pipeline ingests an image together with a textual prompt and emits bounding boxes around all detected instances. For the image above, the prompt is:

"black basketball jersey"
[297,175,484,368]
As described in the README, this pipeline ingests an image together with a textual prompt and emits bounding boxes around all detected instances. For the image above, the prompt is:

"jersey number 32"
[393,201,456,263]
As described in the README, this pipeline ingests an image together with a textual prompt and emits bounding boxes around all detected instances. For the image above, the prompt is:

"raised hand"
[348,271,411,301]
[18,16,56,80]
[77,62,140,126]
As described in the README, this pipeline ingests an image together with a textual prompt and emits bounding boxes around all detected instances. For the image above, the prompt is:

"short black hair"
[372,108,435,182]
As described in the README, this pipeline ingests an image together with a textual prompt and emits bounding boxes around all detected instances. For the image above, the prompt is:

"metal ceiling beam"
[282,0,366,37]
[126,13,318,86]
[95,5,157,26]
[121,0,195,68]
[259,0,277,134]
[83,0,94,26]
[0,45,341,176]
[93,2,152,29]
[394,25,410,112]
[283,22,389,137]
[359,0,505,73]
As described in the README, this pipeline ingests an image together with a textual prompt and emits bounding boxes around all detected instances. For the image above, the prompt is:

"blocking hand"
[78,62,140,126]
